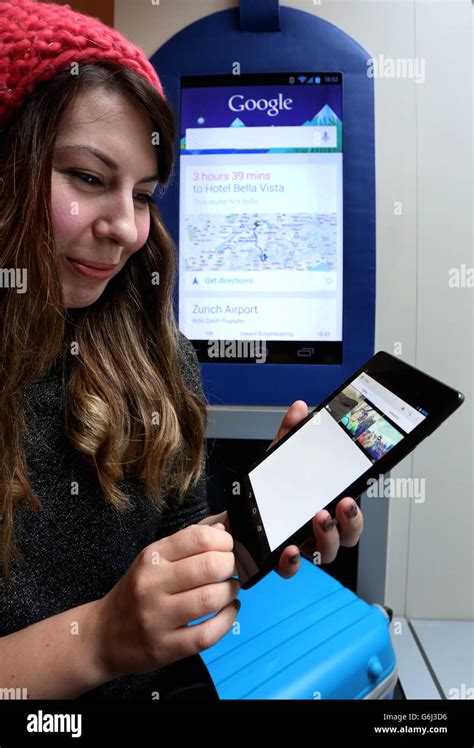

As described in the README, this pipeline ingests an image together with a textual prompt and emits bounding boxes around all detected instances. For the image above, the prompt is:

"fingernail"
[290,553,300,565]
[345,502,358,519]
[233,599,241,610]
[323,516,335,532]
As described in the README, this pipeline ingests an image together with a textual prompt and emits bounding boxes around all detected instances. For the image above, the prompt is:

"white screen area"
[179,79,343,343]
[249,373,426,551]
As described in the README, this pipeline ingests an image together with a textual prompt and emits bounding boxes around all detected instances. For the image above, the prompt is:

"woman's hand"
[199,400,364,580]
[92,524,240,681]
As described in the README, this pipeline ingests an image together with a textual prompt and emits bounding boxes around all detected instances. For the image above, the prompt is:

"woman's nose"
[93,192,139,247]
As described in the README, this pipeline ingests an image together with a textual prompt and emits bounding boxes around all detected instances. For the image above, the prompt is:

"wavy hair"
[0,62,208,584]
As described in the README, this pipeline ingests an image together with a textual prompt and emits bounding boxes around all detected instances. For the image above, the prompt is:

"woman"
[0,0,363,701]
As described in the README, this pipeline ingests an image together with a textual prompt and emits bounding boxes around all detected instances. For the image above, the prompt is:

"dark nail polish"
[323,516,335,532]
[233,599,241,610]
[290,554,300,565]
[345,502,358,519]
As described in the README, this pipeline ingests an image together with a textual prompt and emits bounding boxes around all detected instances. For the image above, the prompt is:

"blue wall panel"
[151,5,375,406]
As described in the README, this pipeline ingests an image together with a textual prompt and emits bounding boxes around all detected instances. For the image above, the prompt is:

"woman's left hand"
[199,400,364,580]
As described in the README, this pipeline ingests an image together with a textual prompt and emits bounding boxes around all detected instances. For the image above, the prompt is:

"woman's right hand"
[91,523,241,680]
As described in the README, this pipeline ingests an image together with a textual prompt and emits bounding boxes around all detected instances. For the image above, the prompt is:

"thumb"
[267,400,309,451]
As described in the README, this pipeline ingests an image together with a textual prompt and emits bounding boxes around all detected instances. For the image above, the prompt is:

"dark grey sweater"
[0,333,211,700]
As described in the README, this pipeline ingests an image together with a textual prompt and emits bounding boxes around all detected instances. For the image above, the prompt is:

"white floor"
[390,618,474,700]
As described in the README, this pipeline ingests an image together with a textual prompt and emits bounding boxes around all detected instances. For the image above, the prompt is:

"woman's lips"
[64,257,117,279]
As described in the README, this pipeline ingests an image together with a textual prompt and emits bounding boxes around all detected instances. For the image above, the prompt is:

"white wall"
[115,0,473,620]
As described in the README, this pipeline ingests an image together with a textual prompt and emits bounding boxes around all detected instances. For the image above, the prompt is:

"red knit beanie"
[0,0,165,130]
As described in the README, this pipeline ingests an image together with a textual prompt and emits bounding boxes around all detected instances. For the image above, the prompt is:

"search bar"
[185,125,337,150]
[354,374,426,433]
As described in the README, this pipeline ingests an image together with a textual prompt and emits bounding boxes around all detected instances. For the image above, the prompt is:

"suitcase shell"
[197,556,398,699]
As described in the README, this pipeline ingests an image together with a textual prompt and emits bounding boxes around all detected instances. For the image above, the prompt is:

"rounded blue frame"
[150,3,375,406]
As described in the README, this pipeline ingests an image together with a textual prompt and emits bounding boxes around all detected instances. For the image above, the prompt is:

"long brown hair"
[0,62,208,585]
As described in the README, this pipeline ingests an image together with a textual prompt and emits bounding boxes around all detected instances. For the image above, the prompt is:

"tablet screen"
[249,371,427,551]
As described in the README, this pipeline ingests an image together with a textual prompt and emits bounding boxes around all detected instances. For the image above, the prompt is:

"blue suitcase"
[197,556,397,700]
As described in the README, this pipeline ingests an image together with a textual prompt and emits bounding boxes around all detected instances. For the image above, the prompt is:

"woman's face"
[51,88,159,309]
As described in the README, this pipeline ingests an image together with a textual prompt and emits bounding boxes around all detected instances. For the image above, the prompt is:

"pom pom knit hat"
[0,0,165,130]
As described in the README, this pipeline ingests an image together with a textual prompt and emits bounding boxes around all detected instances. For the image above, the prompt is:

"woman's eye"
[134,193,154,206]
[70,171,102,186]
[69,171,153,206]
